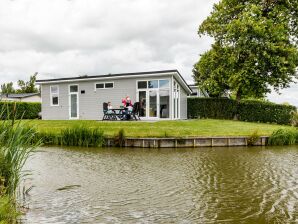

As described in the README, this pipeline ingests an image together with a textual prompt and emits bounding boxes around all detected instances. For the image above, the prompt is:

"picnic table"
[112,108,128,120]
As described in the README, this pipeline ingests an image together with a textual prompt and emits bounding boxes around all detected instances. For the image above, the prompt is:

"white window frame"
[69,84,79,119]
[50,85,59,106]
[94,82,114,91]
[172,80,181,120]
[136,79,171,120]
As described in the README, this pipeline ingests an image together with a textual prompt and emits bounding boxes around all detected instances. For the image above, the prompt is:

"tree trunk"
[236,90,242,103]
[234,90,242,120]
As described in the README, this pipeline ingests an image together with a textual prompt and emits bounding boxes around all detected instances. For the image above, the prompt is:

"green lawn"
[22,119,292,138]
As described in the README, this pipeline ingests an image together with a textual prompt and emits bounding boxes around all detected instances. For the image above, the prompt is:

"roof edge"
[36,69,192,94]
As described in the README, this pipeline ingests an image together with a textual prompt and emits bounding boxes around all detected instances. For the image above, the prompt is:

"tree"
[1,82,15,94]
[16,72,39,93]
[193,0,298,101]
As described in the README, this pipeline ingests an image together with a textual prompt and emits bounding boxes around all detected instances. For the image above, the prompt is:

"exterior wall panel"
[41,75,177,120]
[180,87,188,119]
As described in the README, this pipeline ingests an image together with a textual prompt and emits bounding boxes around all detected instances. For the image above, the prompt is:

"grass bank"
[24,119,291,138]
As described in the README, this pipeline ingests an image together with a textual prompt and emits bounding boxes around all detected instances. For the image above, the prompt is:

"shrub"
[291,111,298,127]
[187,98,237,119]
[238,100,296,125]
[0,102,41,120]
[187,98,296,125]
[268,129,298,146]
[247,130,260,146]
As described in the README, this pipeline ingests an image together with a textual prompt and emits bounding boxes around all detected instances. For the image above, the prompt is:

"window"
[148,80,158,88]
[105,82,114,88]
[95,82,114,90]
[96,83,104,89]
[50,85,59,106]
[70,85,78,93]
[137,80,169,90]
[138,81,147,89]
[159,80,169,88]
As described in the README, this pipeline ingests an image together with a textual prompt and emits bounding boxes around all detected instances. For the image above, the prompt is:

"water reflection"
[22,146,298,223]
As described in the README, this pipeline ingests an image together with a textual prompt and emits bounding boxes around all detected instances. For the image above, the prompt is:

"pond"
[22,146,298,223]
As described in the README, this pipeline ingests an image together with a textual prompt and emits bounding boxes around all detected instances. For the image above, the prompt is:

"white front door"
[69,85,79,119]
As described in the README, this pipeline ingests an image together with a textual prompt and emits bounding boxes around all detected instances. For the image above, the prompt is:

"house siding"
[180,87,188,119]
[41,75,173,120]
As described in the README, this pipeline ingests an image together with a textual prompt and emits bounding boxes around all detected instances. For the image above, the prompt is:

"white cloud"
[0,0,297,106]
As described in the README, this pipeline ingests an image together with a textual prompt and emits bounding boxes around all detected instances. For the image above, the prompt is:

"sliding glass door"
[149,90,157,118]
[138,91,146,117]
[137,79,170,119]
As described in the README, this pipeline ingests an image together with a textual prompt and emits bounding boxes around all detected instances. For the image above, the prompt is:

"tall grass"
[37,125,105,147]
[268,129,298,146]
[0,105,41,223]
[114,129,125,147]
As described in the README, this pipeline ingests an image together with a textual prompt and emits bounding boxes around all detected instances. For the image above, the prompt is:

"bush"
[291,111,298,127]
[0,102,41,120]
[187,98,296,125]
[238,100,296,125]
[187,98,237,119]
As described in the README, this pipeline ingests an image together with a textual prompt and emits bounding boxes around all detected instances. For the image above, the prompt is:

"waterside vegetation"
[0,114,41,223]
[268,129,298,146]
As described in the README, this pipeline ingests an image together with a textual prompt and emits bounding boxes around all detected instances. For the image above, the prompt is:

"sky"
[0,0,297,106]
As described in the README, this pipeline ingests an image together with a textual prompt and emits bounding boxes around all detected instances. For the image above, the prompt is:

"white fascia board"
[36,72,175,85]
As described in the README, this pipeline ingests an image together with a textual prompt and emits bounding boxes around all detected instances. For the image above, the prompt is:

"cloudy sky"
[0,0,297,105]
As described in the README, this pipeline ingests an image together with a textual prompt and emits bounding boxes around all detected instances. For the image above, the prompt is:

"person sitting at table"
[126,96,133,112]
[107,102,113,114]
[121,96,133,120]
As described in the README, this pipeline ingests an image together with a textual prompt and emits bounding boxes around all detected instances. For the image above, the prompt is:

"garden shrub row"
[0,102,41,119]
[188,98,296,125]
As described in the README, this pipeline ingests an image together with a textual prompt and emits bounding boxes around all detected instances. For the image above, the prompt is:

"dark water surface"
[22,146,298,224]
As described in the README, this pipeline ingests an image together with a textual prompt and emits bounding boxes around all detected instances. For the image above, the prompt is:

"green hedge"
[0,102,41,119]
[188,98,296,125]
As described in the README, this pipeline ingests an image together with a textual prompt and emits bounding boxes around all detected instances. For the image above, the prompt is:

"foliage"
[0,196,19,224]
[0,83,15,94]
[114,129,126,147]
[187,97,237,119]
[1,73,39,95]
[193,0,298,100]
[37,126,105,147]
[0,102,41,120]
[237,99,296,125]
[0,120,41,196]
[290,110,298,127]
[188,98,296,125]
[60,126,104,147]
[16,72,39,94]
[247,130,260,146]
[268,129,298,146]
[0,106,41,223]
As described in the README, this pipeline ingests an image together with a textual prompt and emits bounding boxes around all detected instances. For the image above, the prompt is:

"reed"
[60,125,105,147]
[37,125,105,147]
[114,129,126,147]
[0,106,41,223]
[268,129,298,146]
